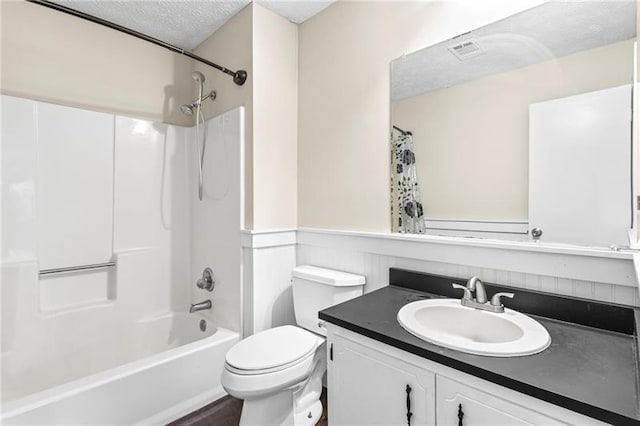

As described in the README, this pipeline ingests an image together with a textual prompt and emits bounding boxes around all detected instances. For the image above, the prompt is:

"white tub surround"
[241,229,297,336]
[36,103,115,271]
[190,107,245,335]
[2,95,191,320]
[1,96,245,421]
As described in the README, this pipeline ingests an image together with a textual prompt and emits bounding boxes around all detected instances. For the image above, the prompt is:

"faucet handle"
[490,292,514,307]
[197,267,215,292]
[452,283,473,300]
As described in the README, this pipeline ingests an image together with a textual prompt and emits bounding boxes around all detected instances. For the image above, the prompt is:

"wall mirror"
[390,1,637,248]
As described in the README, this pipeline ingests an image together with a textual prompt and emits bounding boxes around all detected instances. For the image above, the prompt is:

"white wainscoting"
[297,228,640,307]
[242,228,639,339]
[241,230,297,336]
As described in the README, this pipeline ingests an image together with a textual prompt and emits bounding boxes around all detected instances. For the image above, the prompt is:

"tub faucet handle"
[197,267,215,292]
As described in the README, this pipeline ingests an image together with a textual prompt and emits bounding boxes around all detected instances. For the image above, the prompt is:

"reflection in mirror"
[390,1,637,248]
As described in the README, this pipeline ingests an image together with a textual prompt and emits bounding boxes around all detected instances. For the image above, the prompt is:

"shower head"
[180,72,214,116]
[179,90,217,116]
[192,71,205,83]
[180,104,194,116]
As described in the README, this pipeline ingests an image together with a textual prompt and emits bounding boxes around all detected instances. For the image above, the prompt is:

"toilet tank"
[292,265,365,336]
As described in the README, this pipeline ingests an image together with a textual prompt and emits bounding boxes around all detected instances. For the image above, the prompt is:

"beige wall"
[194,5,254,228]
[393,40,634,222]
[1,0,193,126]
[252,4,298,229]
[298,0,548,232]
[195,4,297,230]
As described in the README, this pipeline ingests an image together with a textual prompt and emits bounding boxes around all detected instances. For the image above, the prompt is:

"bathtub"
[1,312,239,425]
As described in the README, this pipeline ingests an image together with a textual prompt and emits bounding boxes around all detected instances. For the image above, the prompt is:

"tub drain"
[199,319,207,332]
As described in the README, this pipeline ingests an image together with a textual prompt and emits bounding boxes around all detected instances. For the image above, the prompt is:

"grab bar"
[39,261,116,277]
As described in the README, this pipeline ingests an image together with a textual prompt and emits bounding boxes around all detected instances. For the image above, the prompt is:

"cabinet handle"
[457,403,464,426]
[406,384,413,425]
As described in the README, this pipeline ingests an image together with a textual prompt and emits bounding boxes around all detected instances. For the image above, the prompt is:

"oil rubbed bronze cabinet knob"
[405,384,413,425]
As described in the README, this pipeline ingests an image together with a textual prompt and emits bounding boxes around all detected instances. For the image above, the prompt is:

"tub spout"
[190,299,212,313]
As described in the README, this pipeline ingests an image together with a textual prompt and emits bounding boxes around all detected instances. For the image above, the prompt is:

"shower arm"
[192,91,216,106]
[393,125,412,136]
[26,0,248,86]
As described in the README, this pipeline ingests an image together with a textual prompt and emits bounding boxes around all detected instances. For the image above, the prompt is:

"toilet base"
[237,344,326,426]
[238,390,323,426]
[293,399,322,425]
[239,388,296,425]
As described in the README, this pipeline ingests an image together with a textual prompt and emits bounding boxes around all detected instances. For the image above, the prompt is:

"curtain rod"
[393,125,412,136]
[25,0,248,86]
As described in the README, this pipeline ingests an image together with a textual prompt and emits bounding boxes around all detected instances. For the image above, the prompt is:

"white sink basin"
[397,299,551,357]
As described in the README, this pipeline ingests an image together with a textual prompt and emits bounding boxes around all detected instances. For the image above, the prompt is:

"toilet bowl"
[222,325,326,425]
[221,266,365,426]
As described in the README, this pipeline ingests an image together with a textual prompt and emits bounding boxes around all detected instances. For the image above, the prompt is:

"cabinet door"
[328,335,435,426]
[436,376,565,426]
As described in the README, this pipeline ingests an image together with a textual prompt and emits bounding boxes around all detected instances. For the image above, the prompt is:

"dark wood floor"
[169,388,328,426]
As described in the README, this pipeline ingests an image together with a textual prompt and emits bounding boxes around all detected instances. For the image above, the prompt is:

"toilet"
[221,265,366,425]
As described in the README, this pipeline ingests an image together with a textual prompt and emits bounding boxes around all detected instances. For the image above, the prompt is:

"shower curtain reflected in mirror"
[392,131,425,233]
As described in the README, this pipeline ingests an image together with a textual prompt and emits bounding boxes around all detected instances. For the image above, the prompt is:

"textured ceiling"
[52,0,335,50]
[392,1,637,101]
[258,0,334,24]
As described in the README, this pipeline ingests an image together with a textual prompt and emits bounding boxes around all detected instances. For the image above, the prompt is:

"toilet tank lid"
[292,265,365,286]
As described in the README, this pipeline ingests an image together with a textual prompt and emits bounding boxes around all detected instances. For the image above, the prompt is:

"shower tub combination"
[2,22,244,422]
[1,93,244,424]
[2,313,239,425]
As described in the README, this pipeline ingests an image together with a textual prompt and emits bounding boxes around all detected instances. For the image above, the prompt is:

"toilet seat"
[225,325,322,375]
[226,349,317,375]
[222,346,321,400]
[221,327,326,400]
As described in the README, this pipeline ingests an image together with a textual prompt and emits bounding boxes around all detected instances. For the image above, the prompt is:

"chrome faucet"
[452,276,514,313]
[190,299,212,313]
[467,276,487,304]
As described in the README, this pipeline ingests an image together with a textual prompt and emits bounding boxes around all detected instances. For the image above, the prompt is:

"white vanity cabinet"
[327,325,606,426]
[436,376,564,426]
[328,332,436,425]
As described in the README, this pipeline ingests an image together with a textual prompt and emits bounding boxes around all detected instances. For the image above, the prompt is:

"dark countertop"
[320,285,640,425]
